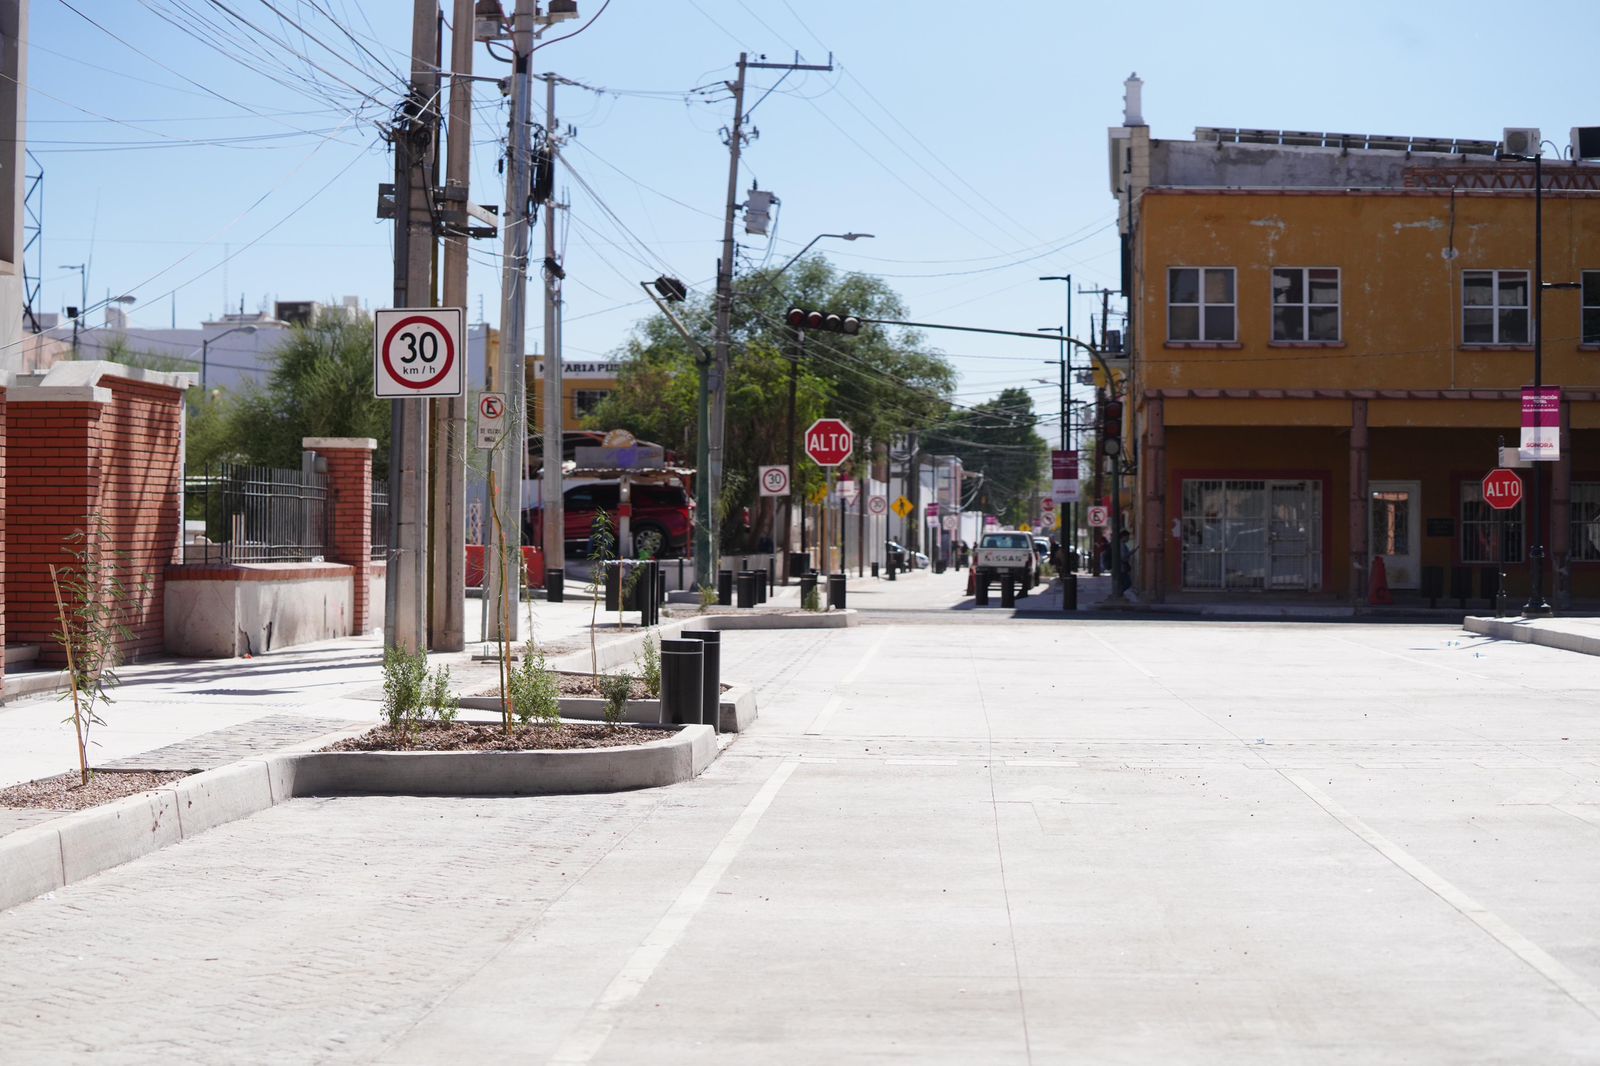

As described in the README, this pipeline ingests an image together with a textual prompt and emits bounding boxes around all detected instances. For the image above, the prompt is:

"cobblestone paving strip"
[100,714,362,771]
[0,791,667,1063]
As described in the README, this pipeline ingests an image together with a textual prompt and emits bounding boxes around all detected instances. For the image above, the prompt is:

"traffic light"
[1100,399,1123,458]
[785,306,862,335]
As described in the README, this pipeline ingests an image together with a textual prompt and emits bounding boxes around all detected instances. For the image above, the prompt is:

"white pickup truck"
[973,530,1037,598]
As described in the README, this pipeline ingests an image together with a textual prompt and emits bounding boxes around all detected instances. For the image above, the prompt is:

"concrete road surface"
[3,603,1600,1063]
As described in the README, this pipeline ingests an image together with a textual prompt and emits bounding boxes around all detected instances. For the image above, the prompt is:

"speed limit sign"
[374,307,464,398]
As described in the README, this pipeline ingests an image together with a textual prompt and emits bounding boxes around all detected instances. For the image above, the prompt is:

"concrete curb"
[1464,616,1600,657]
[0,724,717,913]
[458,682,758,733]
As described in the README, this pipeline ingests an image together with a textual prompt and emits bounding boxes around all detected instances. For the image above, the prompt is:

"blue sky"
[26,0,1600,438]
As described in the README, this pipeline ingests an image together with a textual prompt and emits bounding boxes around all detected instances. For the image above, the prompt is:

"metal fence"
[371,479,390,560]
[183,462,330,564]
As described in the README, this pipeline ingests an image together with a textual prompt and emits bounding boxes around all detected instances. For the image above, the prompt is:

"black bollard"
[682,629,721,733]
[656,564,666,608]
[767,558,776,594]
[788,552,809,585]
[755,570,767,604]
[799,572,818,605]
[887,557,897,581]
[827,573,847,610]
[1062,572,1077,612]
[604,560,622,611]
[659,639,705,725]
[975,574,989,606]
[545,567,564,603]
[871,561,880,578]
[736,570,757,608]
[1001,575,1016,608]
[717,568,734,606]
[631,561,657,626]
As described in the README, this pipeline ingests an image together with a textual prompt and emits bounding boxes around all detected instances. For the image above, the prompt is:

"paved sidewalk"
[1466,614,1600,658]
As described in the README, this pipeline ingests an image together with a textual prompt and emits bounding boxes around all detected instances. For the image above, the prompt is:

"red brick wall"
[319,447,374,633]
[5,378,185,666]
[0,385,6,689]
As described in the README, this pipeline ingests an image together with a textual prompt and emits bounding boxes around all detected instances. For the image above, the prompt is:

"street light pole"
[61,263,86,357]
[200,324,257,393]
[1040,274,1074,559]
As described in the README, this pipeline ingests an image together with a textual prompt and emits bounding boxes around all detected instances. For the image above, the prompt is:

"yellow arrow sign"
[892,496,914,518]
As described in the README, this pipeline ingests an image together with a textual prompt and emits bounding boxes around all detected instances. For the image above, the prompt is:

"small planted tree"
[587,509,616,677]
[49,523,141,787]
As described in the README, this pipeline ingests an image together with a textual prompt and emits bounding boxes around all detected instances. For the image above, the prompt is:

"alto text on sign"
[1482,468,1523,511]
[804,418,854,467]
[374,307,464,398]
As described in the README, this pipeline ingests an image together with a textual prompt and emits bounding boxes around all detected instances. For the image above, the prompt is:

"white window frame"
[1167,267,1236,343]
[1460,479,1523,564]
[1582,270,1600,345]
[1461,269,1530,345]
[1271,267,1341,342]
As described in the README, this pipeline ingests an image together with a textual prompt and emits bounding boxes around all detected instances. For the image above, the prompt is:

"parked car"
[523,479,693,558]
[886,541,929,570]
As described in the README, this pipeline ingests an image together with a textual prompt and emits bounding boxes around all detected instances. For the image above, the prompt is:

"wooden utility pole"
[386,0,439,653]
[539,74,565,581]
[429,0,474,652]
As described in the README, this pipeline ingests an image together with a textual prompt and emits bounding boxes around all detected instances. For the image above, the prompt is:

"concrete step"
[3,644,40,668]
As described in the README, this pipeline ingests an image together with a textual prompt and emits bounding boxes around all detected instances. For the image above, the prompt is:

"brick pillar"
[5,392,108,663]
[0,384,6,689]
[305,437,377,634]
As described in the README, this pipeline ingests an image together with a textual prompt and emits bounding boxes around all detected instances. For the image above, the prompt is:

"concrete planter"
[459,682,757,733]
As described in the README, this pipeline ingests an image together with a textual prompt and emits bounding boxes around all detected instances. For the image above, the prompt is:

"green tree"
[924,387,1047,526]
[228,311,390,476]
[590,257,954,549]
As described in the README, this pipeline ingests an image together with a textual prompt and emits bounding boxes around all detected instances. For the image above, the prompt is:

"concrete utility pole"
[386,0,439,654]
[704,52,748,588]
[540,73,565,583]
[705,51,834,587]
[486,0,534,641]
[429,0,474,652]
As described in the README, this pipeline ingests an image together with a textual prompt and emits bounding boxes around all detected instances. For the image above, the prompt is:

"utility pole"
[706,50,833,589]
[429,0,474,652]
[385,0,440,654]
[540,73,565,586]
[1079,282,1121,573]
[704,52,747,590]
[486,0,534,642]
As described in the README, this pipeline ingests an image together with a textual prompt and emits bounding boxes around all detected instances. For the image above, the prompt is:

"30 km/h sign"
[758,465,790,497]
[375,307,464,398]
[1482,468,1524,511]
[867,494,888,516]
[804,417,854,467]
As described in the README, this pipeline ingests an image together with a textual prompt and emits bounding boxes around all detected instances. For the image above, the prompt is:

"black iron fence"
[183,462,330,564]
[371,479,390,559]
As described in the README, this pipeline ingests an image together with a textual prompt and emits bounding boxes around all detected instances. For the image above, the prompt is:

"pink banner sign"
[1519,387,1561,462]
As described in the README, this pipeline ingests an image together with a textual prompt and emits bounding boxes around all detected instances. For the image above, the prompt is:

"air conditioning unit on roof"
[1502,127,1541,156]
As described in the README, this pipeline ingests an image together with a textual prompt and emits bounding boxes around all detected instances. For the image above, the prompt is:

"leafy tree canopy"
[923,386,1047,527]
[590,257,955,549]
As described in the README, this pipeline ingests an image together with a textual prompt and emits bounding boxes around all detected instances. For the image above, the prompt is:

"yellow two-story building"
[1111,81,1600,606]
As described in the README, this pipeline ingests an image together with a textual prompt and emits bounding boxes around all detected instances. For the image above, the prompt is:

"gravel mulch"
[322,721,663,753]
[0,770,193,812]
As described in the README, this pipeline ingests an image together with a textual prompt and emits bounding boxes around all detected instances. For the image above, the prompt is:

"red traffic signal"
[1101,399,1124,457]
[785,306,861,335]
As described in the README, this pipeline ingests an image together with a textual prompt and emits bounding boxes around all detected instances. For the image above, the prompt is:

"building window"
[1572,483,1600,562]
[1180,478,1321,591]
[1583,271,1600,344]
[573,389,610,417]
[1462,270,1529,345]
[1271,267,1340,342]
[1460,480,1523,563]
[1168,267,1235,342]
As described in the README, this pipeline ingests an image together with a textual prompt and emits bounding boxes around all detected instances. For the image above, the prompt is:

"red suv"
[523,480,693,558]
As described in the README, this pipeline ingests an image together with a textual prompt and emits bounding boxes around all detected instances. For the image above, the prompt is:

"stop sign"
[1482,468,1523,511]
[804,418,854,467]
